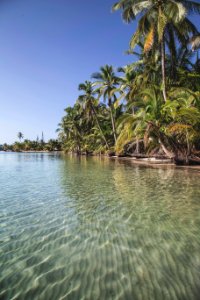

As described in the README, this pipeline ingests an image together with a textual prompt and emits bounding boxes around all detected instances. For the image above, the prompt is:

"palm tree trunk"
[167,26,177,81]
[159,140,175,158]
[91,106,109,149]
[185,129,190,164]
[136,138,139,153]
[108,98,117,144]
[110,106,117,144]
[161,39,167,103]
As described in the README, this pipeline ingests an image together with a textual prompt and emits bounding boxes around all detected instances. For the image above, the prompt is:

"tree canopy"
[58,2,200,164]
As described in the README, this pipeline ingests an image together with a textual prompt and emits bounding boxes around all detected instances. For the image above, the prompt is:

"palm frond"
[144,26,154,52]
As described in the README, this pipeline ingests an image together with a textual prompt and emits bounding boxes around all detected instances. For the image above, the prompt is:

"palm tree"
[117,65,136,105]
[162,88,200,163]
[92,65,119,144]
[113,0,200,102]
[57,104,85,154]
[115,85,166,155]
[17,132,24,142]
[77,81,109,148]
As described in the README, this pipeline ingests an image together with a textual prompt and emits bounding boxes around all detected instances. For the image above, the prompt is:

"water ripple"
[1,153,200,299]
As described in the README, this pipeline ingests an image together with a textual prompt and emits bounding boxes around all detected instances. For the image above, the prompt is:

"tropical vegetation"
[58,0,200,164]
[2,134,61,152]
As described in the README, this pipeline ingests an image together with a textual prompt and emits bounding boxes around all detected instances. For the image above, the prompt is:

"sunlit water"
[1,153,200,300]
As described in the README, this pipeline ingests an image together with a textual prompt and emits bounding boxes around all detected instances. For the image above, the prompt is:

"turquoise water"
[1,153,200,300]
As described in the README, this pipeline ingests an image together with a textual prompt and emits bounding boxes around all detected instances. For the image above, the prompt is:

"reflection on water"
[0,153,200,299]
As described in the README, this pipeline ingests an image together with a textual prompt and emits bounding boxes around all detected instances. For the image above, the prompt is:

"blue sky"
[0,0,199,144]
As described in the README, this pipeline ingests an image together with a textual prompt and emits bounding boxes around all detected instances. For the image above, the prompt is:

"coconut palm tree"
[162,89,200,163]
[17,132,24,142]
[116,85,166,155]
[113,0,200,102]
[117,65,136,105]
[92,65,119,144]
[77,81,109,148]
[57,105,84,154]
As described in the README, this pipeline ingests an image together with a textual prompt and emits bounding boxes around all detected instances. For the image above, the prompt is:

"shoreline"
[109,155,200,171]
[2,150,200,171]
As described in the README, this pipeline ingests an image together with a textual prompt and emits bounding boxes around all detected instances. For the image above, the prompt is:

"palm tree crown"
[92,65,119,143]
[17,132,24,142]
[113,0,200,102]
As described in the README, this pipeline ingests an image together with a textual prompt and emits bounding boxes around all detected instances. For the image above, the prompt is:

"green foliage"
[57,0,200,164]
[4,138,62,152]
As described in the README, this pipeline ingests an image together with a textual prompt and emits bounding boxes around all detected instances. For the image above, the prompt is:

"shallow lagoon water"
[0,152,200,300]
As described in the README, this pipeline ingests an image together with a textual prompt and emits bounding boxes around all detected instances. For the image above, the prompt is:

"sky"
[0,0,199,144]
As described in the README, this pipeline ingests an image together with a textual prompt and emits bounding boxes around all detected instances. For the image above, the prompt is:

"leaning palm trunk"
[91,105,109,149]
[161,39,167,103]
[159,140,175,158]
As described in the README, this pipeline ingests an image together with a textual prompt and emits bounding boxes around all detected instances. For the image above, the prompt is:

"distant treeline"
[1,139,62,152]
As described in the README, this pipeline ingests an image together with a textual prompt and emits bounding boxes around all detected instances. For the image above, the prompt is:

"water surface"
[0,153,200,299]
